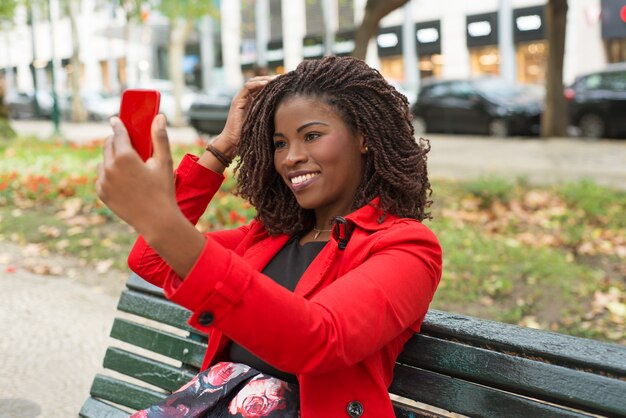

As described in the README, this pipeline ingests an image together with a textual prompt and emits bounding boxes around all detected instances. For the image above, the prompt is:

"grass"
[1,137,625,344]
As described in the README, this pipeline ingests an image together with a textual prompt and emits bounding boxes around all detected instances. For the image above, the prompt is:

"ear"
[357,134,368,154]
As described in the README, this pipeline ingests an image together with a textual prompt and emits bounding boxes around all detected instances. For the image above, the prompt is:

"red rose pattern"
[228,375,290,417]
[129,362,299,417]
[205,362,251,386]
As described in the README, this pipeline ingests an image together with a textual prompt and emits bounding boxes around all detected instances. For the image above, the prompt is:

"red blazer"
[128,155,442,418]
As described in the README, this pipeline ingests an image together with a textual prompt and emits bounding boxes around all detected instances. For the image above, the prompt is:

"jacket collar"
[338,197,398,232]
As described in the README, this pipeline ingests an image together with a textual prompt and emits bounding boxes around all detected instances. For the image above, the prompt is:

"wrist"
[135,203,184,246]
[209,134,238,160]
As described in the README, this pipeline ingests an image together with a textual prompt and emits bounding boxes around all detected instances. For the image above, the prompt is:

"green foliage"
[0,0,17,20]
[154,0,218,20]
[461,176,515,208]
[558,179,626,227]
[0,119,16,141]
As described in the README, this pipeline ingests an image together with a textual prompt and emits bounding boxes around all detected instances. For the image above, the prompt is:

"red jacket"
[128,155,442,418]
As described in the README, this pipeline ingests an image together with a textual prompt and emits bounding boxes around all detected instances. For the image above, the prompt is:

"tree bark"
[69,0,87,122]
[352,0,408,60]
[168,17,194,127]
[541,0,568,138]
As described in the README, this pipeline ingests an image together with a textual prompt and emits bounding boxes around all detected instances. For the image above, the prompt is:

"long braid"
[235,56,433,235]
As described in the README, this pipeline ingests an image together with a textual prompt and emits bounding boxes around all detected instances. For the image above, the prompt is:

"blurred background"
[0,0,625,139]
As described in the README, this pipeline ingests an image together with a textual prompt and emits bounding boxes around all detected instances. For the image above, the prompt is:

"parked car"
[565,63,626,138]
[6,90,55,119]
[411,77,544,137]
[187,88,236,135]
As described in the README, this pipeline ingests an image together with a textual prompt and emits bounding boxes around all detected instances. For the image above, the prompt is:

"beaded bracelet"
[205,143,233,167]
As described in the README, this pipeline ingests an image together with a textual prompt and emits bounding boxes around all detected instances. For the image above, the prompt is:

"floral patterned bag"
[130,362,300,418]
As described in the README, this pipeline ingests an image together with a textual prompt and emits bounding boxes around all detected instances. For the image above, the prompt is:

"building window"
[337,0,354,31]
[605,38,626,63]
[269,0,282,40]
[469,46,500,76]
[419,54,443,79]
[306,0,324,36]
[516,41,547,84]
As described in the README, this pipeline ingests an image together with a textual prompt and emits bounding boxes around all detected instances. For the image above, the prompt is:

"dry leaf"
[96,259,114,274]
[79,238,94,247]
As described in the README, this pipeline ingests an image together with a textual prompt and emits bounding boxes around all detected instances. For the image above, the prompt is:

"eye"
[304,132,321,141]
[273,139,286,149]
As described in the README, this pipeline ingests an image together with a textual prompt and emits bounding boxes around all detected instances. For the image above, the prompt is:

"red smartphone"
[119,89,161,161]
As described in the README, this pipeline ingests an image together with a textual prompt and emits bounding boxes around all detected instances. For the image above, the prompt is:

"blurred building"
[0,0,624,96]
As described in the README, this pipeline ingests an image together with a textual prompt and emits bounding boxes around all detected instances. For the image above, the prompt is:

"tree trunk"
[168,17,193,127]
[0,77,16,140]
[69,0,87,122]
[541,0,568,138]
[352,0,408,60]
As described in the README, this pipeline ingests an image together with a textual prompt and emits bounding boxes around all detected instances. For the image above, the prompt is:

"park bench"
[80,273,626,418]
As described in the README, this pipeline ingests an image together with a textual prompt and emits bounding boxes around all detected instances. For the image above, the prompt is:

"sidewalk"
[10,120,200,145]
[0,241,124,418]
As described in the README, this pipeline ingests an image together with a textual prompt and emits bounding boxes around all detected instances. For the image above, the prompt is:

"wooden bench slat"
[392,403,450,418]
[90,374,166,411]
[78,397,129,418]
[423,310,626,378]
[127,273,165,298]
[117,290,195,332]
[104,347,196,392]
[110,318,206,368]
[399,334,626,416]
[390,364,594,418]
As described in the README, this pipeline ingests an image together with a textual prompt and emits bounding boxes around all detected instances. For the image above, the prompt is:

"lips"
[287,171,320,192]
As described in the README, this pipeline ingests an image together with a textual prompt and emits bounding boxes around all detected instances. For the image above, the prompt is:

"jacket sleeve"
[127,154,251,288]
[164,220,442,375]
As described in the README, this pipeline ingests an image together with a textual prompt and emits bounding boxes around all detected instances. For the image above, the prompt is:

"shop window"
[469,46,500,76]
[605,38,626,63]
[419,54,443,78]
[516,41,547,84]
[379,57,404,81]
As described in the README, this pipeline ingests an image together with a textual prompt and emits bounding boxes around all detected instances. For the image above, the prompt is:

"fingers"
[150,114,172,165]
[103,134,115,167]
[109,117,133,153]
[234,75,277,104]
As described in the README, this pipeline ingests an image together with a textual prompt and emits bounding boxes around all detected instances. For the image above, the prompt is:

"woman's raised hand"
[212,76,276,152]
[96,114,177,237]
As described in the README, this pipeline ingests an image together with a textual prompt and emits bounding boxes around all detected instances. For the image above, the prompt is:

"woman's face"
[273,95,366,219]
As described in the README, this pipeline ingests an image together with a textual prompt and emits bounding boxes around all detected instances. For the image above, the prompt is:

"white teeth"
[291,173,319,185]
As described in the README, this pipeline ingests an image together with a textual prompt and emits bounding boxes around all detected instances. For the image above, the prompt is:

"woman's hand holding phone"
[97,114,177,238]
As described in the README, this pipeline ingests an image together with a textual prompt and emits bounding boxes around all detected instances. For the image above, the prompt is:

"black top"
[229,236,327,383]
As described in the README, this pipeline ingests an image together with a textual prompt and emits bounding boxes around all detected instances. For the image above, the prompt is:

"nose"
[284,141,308,167]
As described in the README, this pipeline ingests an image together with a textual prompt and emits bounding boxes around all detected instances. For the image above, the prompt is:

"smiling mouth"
[290,172,320,185]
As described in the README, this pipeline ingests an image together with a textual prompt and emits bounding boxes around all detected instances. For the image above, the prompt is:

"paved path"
[0,242,126,418]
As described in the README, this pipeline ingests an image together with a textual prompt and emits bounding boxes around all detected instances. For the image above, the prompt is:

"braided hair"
[235,56,432,235]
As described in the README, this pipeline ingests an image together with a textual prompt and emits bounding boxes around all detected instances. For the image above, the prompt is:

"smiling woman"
[96,56,441,418]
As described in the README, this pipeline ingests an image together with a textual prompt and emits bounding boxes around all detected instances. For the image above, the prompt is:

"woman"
[97,56,442,418]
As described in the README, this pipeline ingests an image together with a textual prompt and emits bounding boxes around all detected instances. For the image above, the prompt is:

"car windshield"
[474,79,543,103]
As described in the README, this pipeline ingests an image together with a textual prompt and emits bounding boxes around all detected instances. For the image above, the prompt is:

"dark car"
[6,90,55,119]
[566,63,626,138]
[187,88,236,136]
[411,78,543,137]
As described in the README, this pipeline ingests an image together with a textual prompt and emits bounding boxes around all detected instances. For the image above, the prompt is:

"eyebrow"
[273,121,329,137]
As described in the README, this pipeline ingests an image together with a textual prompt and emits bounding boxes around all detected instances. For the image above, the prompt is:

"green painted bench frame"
[80,273,626,418]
